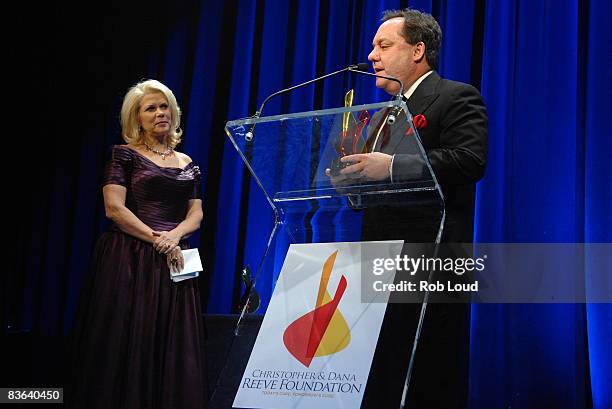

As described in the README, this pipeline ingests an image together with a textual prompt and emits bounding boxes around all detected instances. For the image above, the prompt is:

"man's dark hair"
[382,9,442,71]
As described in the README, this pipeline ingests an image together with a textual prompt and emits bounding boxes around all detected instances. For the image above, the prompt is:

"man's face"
[368,18,419,95]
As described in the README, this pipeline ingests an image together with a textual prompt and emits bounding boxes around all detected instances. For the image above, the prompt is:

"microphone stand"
[244,63,370,141]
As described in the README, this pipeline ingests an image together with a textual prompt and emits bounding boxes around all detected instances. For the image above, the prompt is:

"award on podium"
[329,90,371,176]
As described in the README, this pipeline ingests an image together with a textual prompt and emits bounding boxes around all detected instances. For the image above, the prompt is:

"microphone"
[347,64,405,125]
[244,63,368,141]
[352,62,371,72]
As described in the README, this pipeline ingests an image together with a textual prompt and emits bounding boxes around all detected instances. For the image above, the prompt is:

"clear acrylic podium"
[223,99,445,408]
[225,99,444,279]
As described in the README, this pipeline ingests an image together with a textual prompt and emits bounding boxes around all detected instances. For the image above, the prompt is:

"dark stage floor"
[1,314,264,408]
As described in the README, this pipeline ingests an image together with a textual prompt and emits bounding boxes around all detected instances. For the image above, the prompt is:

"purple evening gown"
[69,145,208,409]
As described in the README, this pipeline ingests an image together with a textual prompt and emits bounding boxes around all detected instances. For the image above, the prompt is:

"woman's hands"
[154,231,184,273]
[166,246,185,273]
[152,230,180,254]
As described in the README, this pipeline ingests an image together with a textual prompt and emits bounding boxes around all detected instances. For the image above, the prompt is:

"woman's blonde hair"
[120,79,182,148]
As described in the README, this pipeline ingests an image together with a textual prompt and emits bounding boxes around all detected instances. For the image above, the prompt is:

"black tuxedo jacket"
[363,71,488,242]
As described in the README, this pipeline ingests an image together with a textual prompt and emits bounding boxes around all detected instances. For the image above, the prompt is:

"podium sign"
[233,241,402,409]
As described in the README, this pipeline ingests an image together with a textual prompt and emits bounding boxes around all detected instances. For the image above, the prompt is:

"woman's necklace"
[143,141,173,160]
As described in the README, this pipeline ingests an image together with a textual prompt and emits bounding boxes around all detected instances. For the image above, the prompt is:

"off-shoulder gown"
[69,145,207,409]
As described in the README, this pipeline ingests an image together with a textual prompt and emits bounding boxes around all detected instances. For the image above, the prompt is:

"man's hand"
[338,153,392,181]
[325,167,363,186]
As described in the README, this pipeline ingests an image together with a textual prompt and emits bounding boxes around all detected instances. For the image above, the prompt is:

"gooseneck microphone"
[245,63,370,141]
[347,64,405,124]
[244,63,405,140]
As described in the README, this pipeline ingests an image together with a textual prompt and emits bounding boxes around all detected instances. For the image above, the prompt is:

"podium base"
[206,314,263,409]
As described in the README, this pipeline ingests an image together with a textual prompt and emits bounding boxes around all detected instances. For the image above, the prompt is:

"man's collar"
[404,71,440,115]
[403,70,434,100]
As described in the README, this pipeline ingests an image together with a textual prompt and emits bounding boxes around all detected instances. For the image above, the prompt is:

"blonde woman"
[69,79,207,408]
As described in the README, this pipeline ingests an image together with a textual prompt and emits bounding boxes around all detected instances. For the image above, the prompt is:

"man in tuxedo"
[340,9,487,243]
[337,9,488,409]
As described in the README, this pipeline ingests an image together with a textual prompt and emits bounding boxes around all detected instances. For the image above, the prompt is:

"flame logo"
[283,250,351,367]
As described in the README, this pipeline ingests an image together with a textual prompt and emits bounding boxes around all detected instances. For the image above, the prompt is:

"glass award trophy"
[329,90,371,176]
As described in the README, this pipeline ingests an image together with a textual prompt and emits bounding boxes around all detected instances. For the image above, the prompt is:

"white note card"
[170,248,203,282]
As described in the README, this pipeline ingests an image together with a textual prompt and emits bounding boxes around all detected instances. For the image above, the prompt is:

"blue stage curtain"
[469,1,611,409]
[8,0,610,406]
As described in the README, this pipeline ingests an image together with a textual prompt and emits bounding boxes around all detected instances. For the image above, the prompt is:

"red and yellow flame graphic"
[283,250,351,367]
